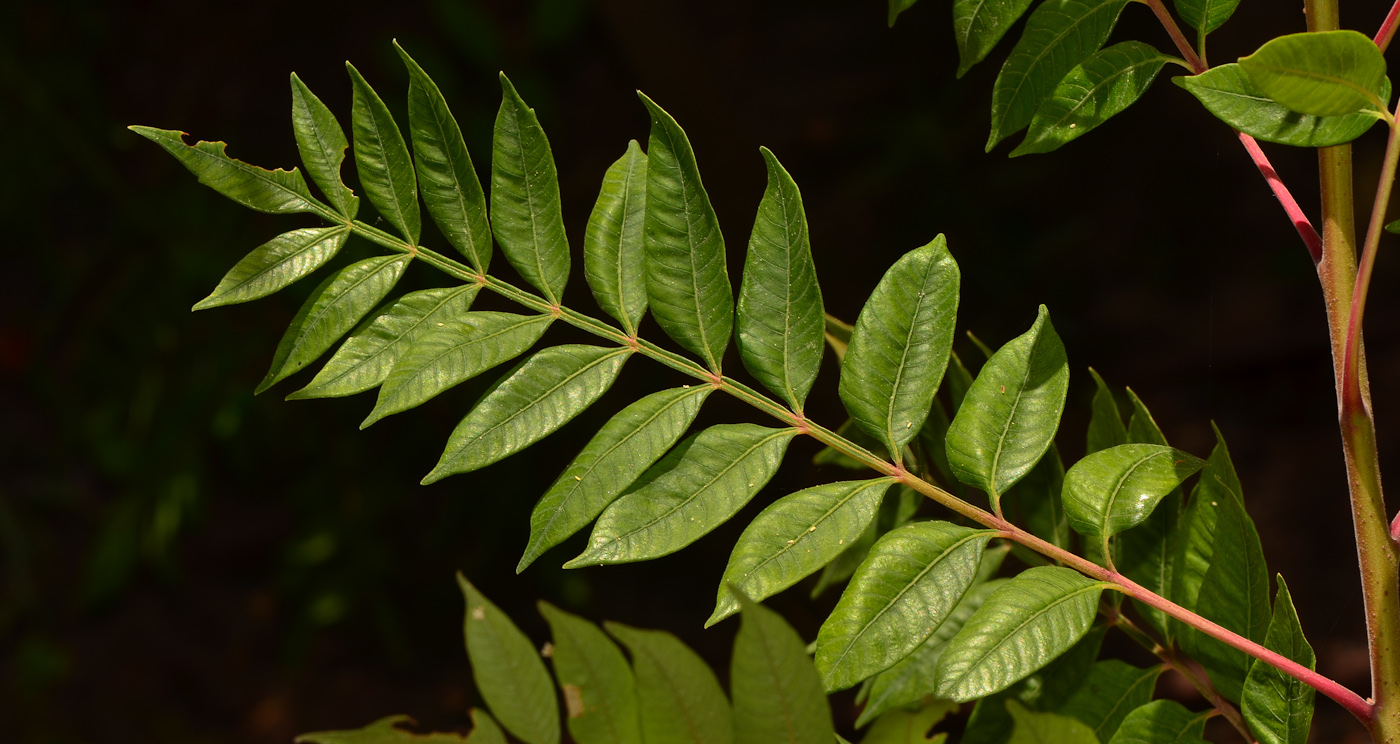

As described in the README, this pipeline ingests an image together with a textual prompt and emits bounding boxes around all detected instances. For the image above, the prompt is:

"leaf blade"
[194,226,350,311]
[954,0,1037,78]
[585,141,649,334]
[290,74,359,219]
[128,126,320,214]
[538,601,642,744]
[1178,64,1387,147]
[347,63,421,244]
[730,590,834,744]
[1012,42,1169,157]
[1061,443,1204,547]
[458,575,560,744]
[1238,31,1389,117]
[1241,577,1316,744]
[605,622,733,744]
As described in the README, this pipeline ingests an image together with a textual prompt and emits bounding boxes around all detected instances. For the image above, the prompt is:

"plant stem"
[1378,0,1400,53]
[1142,0,1204,73]
[1238,133,1325,263]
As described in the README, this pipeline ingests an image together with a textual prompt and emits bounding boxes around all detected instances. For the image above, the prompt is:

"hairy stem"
[1142,0,1204,73]
[1378,0,1400,53]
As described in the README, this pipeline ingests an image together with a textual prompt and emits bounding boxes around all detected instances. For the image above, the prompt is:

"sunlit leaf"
[1173,0,1240,36]
[1239,31,1389,117]
[1004,701,1097,744]
[1061,443,1203,550]
[1178,64,1387,147]
[290,74,359,218]
[426,345,631,482]
[959,625,1106,744]
[839,236,960,459]
[585,141,649,334]
[1057,660,1162,742]
[493,74,570,303]
[710,478,895,627]
[519,386,711,572]
[348,63,420,245]
[953,0,1036,78]
[736,147,825,410]
[129,126,321,214]
[194,226,350,310]
[538,602,642,744]
[458,575,560,744]
[567,425,796,567]
[605,622,733,744]
[730,590,834,744]
[1012,42,1168,157]
[257,255,412,394]
[1107,700,1209,744]
[1241,577,1316,744]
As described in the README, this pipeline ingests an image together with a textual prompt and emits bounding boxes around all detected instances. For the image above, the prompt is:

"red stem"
[1142,0,1205,73]
[1377,0,1400,53]
[1239,133,1326,264]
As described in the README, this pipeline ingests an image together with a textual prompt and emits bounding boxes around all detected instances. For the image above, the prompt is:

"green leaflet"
[397,43,493,273]
[730,590,834,744]
[1117,388,1177,635]
[290,285,480,400]
[736,147,825,411]
[367,312,551,428]
[916,397,957,489]
[986,0,1130,151]
[806,484,924,599]
[538,602,642,744]
[1056,660,1162,742]
[493,74,570,303]
[1061,443,1204,550]
[815,521,993,691]
[519,386,711,572]
[566,425,796,567]
[257,255,412,394]
[946,350,974,415]
[935,566,1106,701]
[839,236,960,458]
[129,126,321,215]
[953,0,1036,78]
[458,575,560,744]
[290,74,359,219]
[863,701,955,744]
[1241,577,1316,744]
[1387,219,1400,234]
[857,577,1006,727]
[708,478,895,627]
[605,622,734,744]
[1004,702,1097,744]
[585,141,649,334]
[1239,31,1390,117]
[823,314,854,362]
[1013,42,1169,157]
[1178,64,1387,148]
[296,712,504,744]
[1173,0,1240,36]
[1125,388,1168,446]
[1085,368,1127,456]
[888,0,922,27]
[946,306,1069,506]
[967,332,996,363]
[960,625,1106,744]
[193,226,350,310]
[425,345,632,482]
[1107,700,1209,744]
[639,93,733,372]
[347,63,421,245]
[1001,444,1069,551]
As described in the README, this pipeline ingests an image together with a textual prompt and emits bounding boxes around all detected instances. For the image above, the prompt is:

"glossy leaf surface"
[959,625,1106,744]
[1005,702,1097,744]
[709,478,894,626]
[946,305,1069,502]
[258,255,412,394]
[815,521,993,691]
[986,0,1130,150]
[369,312,551,428]
[290,74,358,218]
[640,93,733,371]
[736,147,825,410]
[730,591,834,744]
[290,285,479,400]
[1013,41,1167,157]
[1178,64,1387,147]
[1057,660,1161,742]
[954,0,1036,78]
[459,575,559,744]
[130,127,319,214]
[935,566,1105,701]
[426,345,631,482]
[567,425,796,567]
[1061,443,1203,545]
[398,44,492,272]
[348,63,420,244]
[1085,368,1127,456]
[585,141,649,334]
[493,74,570,302]
[1173,0,1240,35]
[839,236,959,457]
[194,226,349,310]
[605,623,733,744]
[1241,577,1315,744]
[538,602,642,744]
[1239,31,1389,117]
[520,386,711,572]
[1107,700,1208,744]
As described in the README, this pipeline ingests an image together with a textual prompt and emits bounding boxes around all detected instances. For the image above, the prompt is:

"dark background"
[4,0,1399,742]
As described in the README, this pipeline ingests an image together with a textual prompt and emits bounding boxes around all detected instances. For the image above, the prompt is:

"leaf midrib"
[882,258,935,451]
[989,339,1036,497]
[416,74,483,263]
[217,227,345,302]
[1096,451,1161,537]
[355,79,415,241]
[506,97,558,303]
[552,618,627,743]
[1034,53,1167,137]
[944,580,1103,690]
[383,314,548,405]
[997,0,1119,135]
[738,480,887,593]
[283,257,402,372]
[658,120,716,370]
[1246,60,1382,112]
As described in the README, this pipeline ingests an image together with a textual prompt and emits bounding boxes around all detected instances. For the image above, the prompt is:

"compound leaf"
[258,255,412,394]
[1239,31,1389,117]
[815,521,993,691]
[1014,42,1169,157]
[839,236,960,459]
[194,226,350,311]
[290,74,359,218]
[129,126,320,214]
[1061,443,1204,547]
[1177,64,1387,147]
[1241,577,1316,744]
[935,566,1106,701]
[730,590,834,744]
[458,575,560,744]
[946,305,1069,505]
[426,345,631,482]
[1005,702,1097,744]
[639,93,733,372]
[538,602,642,744]
[398,43,492,272]
[585,141,649,334]
[954,0,1036,78]
[1107,700,1209,744]
[368,312,551,428]
[566,425,796,567]
[1056,660,1162,742]
[605,622,733,744]
[347,63,420,245]
[520,386,711,572]
[493,74,570,303]
[709,478,895,627]
[736,146,825,410]
[1173,0,1240,36]
[290,285,480,400]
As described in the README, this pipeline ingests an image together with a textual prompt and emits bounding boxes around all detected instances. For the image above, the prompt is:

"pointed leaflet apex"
[492,74,571,302]
[129,126,321,215]
[289,73,359,219]
[584,141,649,334]
[347,62,421,245]
[730,588,835,744]
[457,574,561,744]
